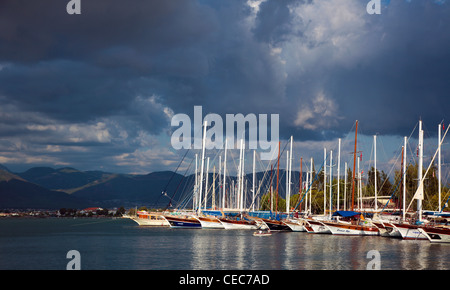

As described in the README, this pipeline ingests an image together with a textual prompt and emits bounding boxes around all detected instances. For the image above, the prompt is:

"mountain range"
[0,165,300,210]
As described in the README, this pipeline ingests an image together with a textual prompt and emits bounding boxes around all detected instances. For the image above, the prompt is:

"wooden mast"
[351,120,358,212]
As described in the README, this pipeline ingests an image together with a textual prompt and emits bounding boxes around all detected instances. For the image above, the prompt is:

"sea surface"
[0,217,449,270]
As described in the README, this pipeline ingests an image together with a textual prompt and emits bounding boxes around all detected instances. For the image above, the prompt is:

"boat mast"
[309,157,313,215]
[287,136,293,215]
[270,164,273,212]
[222,139,227,210]
[438,123,442,211]
[286,150,289,214]
[213,165,216,210]
[400,145,403,214]
[344,162,347,211]
[218,156,221,209]
[198,121,207,215]
[329,150,333,218]
[337,138,341,211]
[418,120,424,221]
[374,135,378,212]
[204,157,210,210]
[357,153,362,211]
[194,153,198,210]
[324,148,327,216]
[237,139,243,210]
[252,150,256,212]
[240,141,245,211]
[403,136,407,220]
[299,158,303,212]
[276,141,280,215]
[351,120,358,212]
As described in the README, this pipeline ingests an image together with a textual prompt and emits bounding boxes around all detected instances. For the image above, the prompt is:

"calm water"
[0,217,449,270]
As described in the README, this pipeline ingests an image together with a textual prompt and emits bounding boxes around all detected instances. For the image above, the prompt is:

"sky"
[0,0,450,180]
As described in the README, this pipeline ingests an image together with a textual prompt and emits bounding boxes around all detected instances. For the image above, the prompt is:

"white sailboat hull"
[323,221,379,236]
[219,219,259,230]
[129,217,169,226]
[306,219,331,234]
[195,216,224,229]
[394,223,428,240]
[283,220,306,232]
[419,227,450,243]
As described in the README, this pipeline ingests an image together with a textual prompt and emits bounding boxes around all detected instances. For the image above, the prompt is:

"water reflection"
[1,218,450,270]
[188,230,450,270]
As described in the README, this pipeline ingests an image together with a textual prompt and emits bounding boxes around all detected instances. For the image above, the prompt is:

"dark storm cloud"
[326,0,450,136]
[0,0,449,172]
[0,0,217,133]
[252,0,301,44]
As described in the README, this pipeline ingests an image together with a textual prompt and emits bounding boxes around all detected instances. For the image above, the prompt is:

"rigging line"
[406,122,450,213]
[440,191,450,213]
[246,138,290,211]
[291,156,327,214]
[376,140,404,197]
[380,166,404,213]
[163,157,194,211]
[154,148,190,207]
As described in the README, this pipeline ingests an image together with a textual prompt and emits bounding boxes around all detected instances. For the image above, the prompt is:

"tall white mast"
[344,162,348,211]
[198,121,207,214]
[438,123,442,211]
[286,136,293,214]
[374,135,378,212]
[223,139,227,210]
[329,150,333,218]
[252,150,256,212]
[309,157,313,215]
[305,160,309,213]
[324,148,327,216]
[403,136,407,221]
[286,150,289,214]
[237,139,244,210]
[213,165,216,210]
[418,120,424,221]
[194,153,198,210]
[289,136,293,214]
[337,138,341,211]
[357,153,361,210]
[218,156,221,209]
[204,157,210,210]
[240,141,245,211]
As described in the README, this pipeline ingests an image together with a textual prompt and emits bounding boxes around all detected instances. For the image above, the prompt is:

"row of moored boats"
[127,210,450,243]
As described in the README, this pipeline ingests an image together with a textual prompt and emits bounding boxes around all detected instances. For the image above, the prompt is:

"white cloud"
[284,0,370,71]
[294,90,341,130]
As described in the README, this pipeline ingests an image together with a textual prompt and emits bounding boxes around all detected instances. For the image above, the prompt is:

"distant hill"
[0,163,304,210]
[70,171,190,208]
[17,167,110,191]
[0,169,88,209]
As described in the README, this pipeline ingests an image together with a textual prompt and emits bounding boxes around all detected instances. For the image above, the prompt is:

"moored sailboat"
[163,214,202,229]
[323,121,379,236]
[194,215,224,229]
[218,216,259,230]
[259,218,292,232]
[321,211,379,236]
[130,211,170,226]
[283,219,306,232]
[419,225,450,243]
[304,217,332,234]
